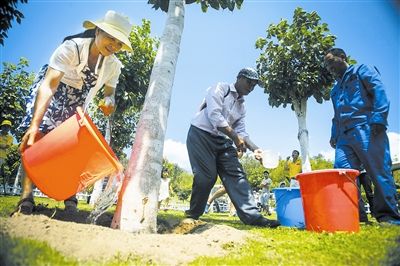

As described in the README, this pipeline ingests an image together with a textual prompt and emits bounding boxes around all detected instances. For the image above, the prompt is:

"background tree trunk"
[112,0,185,233]
[13,164,23,195]
[293,99,312,173]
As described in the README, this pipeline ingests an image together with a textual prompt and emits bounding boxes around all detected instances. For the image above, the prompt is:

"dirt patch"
[1,206,250,265]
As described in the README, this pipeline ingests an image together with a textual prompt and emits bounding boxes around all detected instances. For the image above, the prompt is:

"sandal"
[11,197,35,216]
[64,196,78,213]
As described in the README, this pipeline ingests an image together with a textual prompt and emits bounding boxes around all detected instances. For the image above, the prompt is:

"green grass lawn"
[1,195,399,265]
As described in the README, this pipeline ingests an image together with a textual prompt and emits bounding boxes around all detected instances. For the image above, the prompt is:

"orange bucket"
[22,107,123,201]
[296,169,360,233]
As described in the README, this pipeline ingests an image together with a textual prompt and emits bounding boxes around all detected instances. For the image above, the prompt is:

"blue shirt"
[330,64,390,141]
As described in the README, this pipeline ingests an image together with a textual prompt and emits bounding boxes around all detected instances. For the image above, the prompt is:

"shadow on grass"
[17,203,114,227]
[385,236,400,266]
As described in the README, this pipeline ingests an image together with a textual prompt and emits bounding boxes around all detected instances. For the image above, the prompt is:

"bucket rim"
[272,187,301,192]
[296,168,359,179]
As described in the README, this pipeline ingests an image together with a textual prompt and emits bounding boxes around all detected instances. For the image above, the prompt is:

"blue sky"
[1,0,399,171]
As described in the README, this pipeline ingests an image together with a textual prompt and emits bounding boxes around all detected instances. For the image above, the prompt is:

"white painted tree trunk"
[111,0,185,233]
[89,118,112,205]
[293,99,312,173]
[13,164,23,195]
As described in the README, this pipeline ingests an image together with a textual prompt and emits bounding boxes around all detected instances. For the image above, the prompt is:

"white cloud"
[388,131,400,163]
[163,139,192,172]
[318,150,335,162]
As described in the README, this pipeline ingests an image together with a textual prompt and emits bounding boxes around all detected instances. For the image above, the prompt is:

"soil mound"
[1,206,249,265]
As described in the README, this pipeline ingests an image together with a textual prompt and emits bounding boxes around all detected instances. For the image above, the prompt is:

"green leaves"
[0,58,34,140]
[90,19,158,159]
[256,7,336,109]
[0,0,28,45]
[148,0,242,13]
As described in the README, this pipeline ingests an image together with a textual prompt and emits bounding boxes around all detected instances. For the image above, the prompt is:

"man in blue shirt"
[185,68,280,228]
[325,48,400,225]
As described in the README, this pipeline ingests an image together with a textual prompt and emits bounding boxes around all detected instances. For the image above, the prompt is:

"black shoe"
[251,216,280,228]
[12,197,35,216]
[64,200,78,213]
[184,210,199,220]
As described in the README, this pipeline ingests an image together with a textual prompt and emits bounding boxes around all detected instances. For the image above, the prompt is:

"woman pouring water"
[15,10,133,215]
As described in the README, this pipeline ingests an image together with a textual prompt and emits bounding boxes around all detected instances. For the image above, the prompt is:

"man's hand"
[253,149,263,161]
[235,136,247,154]
[371,124,386,136]
[329,138,336,149]
[217,126,247,154]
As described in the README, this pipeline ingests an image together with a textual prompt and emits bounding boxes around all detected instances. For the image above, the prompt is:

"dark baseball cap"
[237,67,259,81]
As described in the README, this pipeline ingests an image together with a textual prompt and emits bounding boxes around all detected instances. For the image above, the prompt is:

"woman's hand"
[20,126,42,152]
[99,96,115,116]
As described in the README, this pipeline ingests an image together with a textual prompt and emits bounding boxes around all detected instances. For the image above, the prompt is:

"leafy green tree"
[171,172,193,202]
[161,158,187,199]
[159,158,194,201]
[90,19,158,160]
[241,155,289,189]
[310,153,333,170]
[0,0,28,45]
[0,58,34,140]
[240,155,265,188]
[255,7,336,173]
[114,0,244,233]
[1,144,19,194]
[269,160,289,187]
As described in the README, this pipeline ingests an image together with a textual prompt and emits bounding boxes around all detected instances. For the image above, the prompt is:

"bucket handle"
[340,170,363,208]
[75,107,123,172]
[339,170,360,191]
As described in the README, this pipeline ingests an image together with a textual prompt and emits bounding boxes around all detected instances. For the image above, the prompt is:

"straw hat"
[83,10,133,51]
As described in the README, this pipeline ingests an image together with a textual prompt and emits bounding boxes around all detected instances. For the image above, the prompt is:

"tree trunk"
[292,99,312,173]
[111,0,185,233]
[89,118,112,205]
[13,164,23,195]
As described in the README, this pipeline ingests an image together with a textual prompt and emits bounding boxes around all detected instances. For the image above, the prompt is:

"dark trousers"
[186,125,262,224]
[334,124,400,222]
[357,172,375,221]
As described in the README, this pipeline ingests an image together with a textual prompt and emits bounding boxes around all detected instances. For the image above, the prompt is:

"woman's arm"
[20,67,64,151]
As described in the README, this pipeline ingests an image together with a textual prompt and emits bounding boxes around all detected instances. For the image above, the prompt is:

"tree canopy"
[0,0,28,45]
[255,7,336,109]
[148,0,243,12]
[90,19,158,160]
[0,58,34,140]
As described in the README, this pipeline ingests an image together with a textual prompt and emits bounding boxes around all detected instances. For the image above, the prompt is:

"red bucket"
[297,169,360,233]
[22,107,123,201]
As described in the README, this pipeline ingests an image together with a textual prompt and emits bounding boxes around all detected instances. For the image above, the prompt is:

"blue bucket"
[273,188,305,228]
